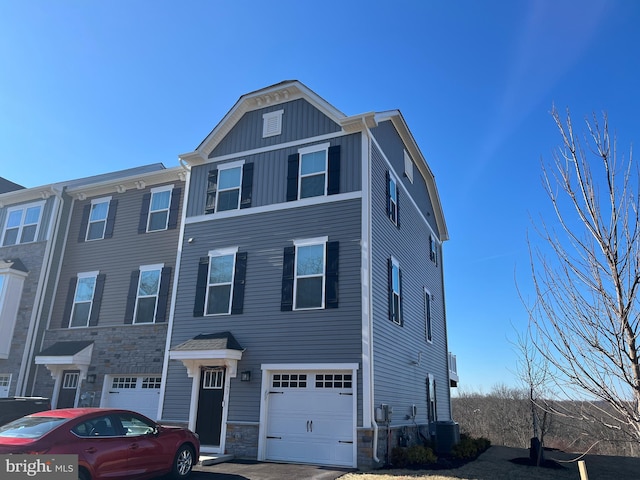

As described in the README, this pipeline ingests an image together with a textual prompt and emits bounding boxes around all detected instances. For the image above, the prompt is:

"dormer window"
[262,110,284,138]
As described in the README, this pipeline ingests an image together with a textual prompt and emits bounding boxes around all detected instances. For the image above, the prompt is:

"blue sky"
[1,1,638,392]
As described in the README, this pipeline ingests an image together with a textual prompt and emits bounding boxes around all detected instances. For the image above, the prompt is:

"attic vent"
[263,109,284,138]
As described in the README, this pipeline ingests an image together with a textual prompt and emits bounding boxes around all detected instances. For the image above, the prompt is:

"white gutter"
[157,162,191,421]
[361,124,380,464]
[17,187,64,395]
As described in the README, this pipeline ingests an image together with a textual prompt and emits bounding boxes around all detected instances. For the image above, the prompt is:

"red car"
[0,408,200,480]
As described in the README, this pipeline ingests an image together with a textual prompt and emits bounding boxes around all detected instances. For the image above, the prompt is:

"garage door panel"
[265,370,355,467]
[103,375,161,420]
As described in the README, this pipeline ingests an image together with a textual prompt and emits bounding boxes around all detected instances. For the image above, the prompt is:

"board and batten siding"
[164,198,363,424]
[210,99,343,158]
[187,133,362,218]
[369,141,451,425]
[48,181,184,329]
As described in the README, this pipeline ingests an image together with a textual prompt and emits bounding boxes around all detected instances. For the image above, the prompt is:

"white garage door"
[265,371,355,467]
[103,375,161,420]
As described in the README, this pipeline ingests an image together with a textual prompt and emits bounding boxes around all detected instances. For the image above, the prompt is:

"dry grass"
[339,446,639,480]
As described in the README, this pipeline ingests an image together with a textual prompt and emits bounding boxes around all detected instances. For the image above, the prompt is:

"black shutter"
[167,187,181,230]
[205,170,218,214]
[62,277,78,328]
[286,154,299,202]
[387,258,394,322]
[396,187,401,228]
[194,256,209,317]
[231,252,247,314]
[385,171,391,218]
[325,241,339,308]
[280,246,295,311]
[89,274,106,327]
[138,193,151,234]
[78,204,91,243]
[124,270,140,324]
[398,268,403,325]
[156,266,172,322]
[327,145,341,195]
[104,199,118,239]
[240,163,254,209]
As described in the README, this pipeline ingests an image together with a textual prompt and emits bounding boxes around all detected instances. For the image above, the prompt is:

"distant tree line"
[452,385,639,457]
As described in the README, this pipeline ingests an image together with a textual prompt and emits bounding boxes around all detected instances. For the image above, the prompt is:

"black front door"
[195,367,225,446]
[57,370,79,408]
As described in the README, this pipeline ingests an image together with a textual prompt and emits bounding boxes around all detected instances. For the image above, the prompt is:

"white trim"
[403,150,414,183]
[292,238,327,311]
[1,200,45,246]
[69,272,99,328]
[204,248,238,316]
[262,110,284,138]
[257,362,359,467]
[298,142,330,156]
[292,236,328,247]
[205,131,347,164]
[139,263,164,272]
[186,191,361,225]
[133,265,163,324]
[85,196,112,241]
[208,246,239,257]
[298,143,330,199]
[147,184,175,232]
[157,169,191,420]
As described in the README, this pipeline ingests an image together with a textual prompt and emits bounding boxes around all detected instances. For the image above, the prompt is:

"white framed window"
[427,374,437,423]
[298,143,329,199]
[69,272,98,328]
[424,288,433,342]
[404,150,414,183]
[134,264,162,324]
[272,373,307,388]
[63,372,79,389]
[86,197,111,241]
[206,247,238,315]
[263,109,284,138]
[216,161,244,212]
[2,201,44,246]
[390,257,401,325]
[429,235,438,265]
[141,377,162,389]
[294,237,327,310]
[147,185,173,232]
[0,373,11,397]
[202,369,224,389]
[388,173,398,225]
[112,377,137,389]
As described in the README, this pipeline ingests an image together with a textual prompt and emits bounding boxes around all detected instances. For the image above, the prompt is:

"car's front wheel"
[172,444,195,479]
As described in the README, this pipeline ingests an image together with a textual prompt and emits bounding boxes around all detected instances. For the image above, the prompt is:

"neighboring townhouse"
[30,164,186,419]
[159,80,457,469]
[0,180,66,398]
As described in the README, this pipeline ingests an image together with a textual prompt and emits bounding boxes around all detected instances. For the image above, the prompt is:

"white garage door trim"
[258,363,358,468]
[100,374,162,420]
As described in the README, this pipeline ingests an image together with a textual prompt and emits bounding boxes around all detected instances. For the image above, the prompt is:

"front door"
[195,367,225,446]
[58,370,80,408]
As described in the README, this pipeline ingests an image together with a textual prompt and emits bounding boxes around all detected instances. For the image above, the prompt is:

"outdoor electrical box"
[375,403,393,423]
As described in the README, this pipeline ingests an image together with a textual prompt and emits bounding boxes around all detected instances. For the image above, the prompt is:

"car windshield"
[0,416,68,439]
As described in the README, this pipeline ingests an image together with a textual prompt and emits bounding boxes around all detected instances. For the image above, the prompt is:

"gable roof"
[181,80,448,241]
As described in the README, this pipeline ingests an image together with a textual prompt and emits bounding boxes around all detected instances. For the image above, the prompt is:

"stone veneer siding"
[224,423,259,458]
[32,323,168,405]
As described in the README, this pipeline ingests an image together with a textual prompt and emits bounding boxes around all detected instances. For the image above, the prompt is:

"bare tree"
[527,106,640,443]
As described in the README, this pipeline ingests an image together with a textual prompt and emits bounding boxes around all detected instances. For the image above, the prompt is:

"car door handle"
[85,447,97,454]
[129,443,139,450]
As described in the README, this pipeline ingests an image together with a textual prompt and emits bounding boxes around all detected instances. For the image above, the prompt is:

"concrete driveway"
[191,459,353,480]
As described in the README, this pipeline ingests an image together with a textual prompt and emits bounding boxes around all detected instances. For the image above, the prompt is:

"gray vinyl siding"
[370,120,441,239]
[163,198,363,423]
[370,141,451,424]
[48,181,184,329]
[210,99,342,158]
[187,133,362,218]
